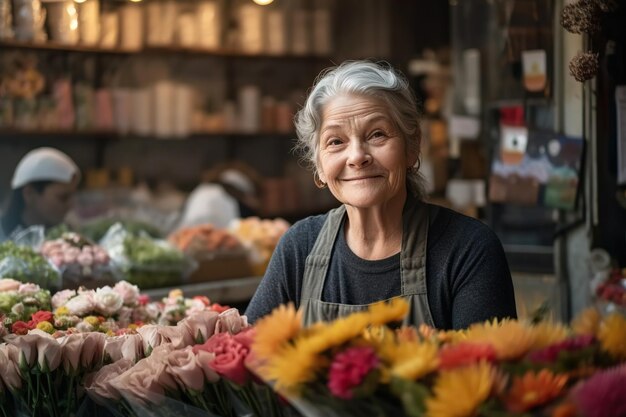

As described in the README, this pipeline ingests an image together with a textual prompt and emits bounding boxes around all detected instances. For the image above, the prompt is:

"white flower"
[113,281,140,306]
[76,321,94,333]
[52,289,77,309]
[94,286,124,316]
[11,302,24,316]
[18,283,41,295]
[65,293,95,316]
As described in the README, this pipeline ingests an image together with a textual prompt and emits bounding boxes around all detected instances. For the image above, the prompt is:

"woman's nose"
[346,141,371,167]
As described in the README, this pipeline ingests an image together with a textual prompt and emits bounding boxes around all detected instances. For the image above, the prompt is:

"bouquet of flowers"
[251,299,626,417]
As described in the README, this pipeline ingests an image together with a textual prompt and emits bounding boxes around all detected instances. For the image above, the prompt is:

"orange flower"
[397,326,420,343]
[439,342,497,370]
[505,369,568,413]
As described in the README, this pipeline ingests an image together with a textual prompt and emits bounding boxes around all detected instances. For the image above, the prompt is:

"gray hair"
[293,60,426,198]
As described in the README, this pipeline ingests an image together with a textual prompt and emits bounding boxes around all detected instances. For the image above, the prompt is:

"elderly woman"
[0,147,80,241]
[245,61,516,329]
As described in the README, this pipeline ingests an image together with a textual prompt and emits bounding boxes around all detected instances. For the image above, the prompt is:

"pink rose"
[4,332,39,369]
[18,283,41,295]
[180,310,219,344]
[158,325,193,349]
[0,344,22,390]
[51,289,77,309]
[113,281,140,306]
[84,358,134,405]
[110,358,165,405]
[65,293,95,316]
[215,308,249,335]
[32,329,63,372]
[165,346,205,392]
[0,278,21,292]
[137,325,162,354]
[80,332,106,370]
[121,333,144,362]
[194,333,250,385]
[59,333,83,373]
[233,327,256,349]
[195,350,220,383]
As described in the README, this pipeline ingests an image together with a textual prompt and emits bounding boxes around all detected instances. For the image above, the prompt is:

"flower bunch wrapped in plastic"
[0,279,51,335]
[251,299,626,417]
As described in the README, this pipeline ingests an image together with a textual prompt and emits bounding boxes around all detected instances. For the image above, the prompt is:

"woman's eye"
[327,138,343,146]
[370,130,386,139]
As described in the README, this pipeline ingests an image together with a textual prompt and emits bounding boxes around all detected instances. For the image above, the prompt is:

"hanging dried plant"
[569,51,600,82]
[560,0,602,34]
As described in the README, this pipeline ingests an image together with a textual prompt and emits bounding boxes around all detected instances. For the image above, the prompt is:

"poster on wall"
[489,130,584,210]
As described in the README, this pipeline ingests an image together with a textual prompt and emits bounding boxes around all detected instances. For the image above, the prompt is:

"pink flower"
[4,332,40,369]
[138,294,151,306]
[166,346,205,392]
[104,336,127,363]
[215,308,248,335]
[0,344,22,390]
[327,346,379,400]
[137,325,162,353]
[0,278,21,292]
[65,293,95,316]
[80,332,106,369]
[158,325,193,349]
[194,332,250,385]
[59,333,83,373]
[51,289,77,309]
[529,334,596,363]
[32,329,63,372]
[571,364,626,417]
[180,310,219,344]
[195,350,220,383]
[84,358,134,405]
[233,327,256,349]
[110,358,165,405]
[18,283,41,295]
[31,310,53,324]
[113,281,140,306]
[121,333,144,362]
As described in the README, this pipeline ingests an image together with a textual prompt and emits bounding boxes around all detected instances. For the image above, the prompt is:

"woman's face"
[317,94,418,208]
[25,180,77,227]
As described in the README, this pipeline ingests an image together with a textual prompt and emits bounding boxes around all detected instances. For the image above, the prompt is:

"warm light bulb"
[74,0,87,3]
[129,0,143,2]
[252,0,274,5]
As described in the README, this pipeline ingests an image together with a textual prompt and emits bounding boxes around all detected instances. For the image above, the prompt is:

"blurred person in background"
[0,147,80,241]
[246,60,516,329]
[176,162,261,230]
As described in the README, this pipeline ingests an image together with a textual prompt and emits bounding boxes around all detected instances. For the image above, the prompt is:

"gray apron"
[300,197,435,327]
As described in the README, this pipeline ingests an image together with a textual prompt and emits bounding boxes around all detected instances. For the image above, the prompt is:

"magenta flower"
[528,334,595,363]
[571,364,626,417]
[327,346,379,399]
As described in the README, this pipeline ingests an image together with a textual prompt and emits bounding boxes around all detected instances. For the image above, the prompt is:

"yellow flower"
[425,361,495,417]
[36,321,55,334]
[168,289,183,299]
[84,316,100,327]
[368,298,409,325]
[260,340,321,395]
[252,303,302,360]
[303,312,372,354]
[571,307,601,336]
[389,341,439,381]
[530,321,569,349]
[55,306,69,316]
[465,319,535,361]
[598,313,626,360]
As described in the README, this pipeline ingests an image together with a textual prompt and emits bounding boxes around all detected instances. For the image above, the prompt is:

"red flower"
[327,346,379,399]
[529,334,595,363]
[193,295,211,307]
[439,342,497,370]
[137,294,150,306]
[31,310,53,324]
[210,303,231,314]
[571,364,626,417]
[12,320,35,335]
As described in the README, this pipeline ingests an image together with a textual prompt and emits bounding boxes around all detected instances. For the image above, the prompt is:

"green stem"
[46,372,59,417]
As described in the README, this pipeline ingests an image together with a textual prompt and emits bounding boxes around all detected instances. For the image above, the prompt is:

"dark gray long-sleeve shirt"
[245,204,517,330]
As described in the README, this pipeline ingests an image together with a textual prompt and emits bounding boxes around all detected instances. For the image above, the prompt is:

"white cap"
[219,169,255,195]
[11,147,80,189]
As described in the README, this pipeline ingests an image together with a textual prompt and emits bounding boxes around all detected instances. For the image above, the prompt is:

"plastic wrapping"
[0,227,61,290]
[100,223,196,289]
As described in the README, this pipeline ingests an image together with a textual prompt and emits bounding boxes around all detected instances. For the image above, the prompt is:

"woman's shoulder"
[282,212,329,244]
[426,203,500,244]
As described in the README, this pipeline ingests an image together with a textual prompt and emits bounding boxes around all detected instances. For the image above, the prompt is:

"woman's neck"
[343,194,407,260]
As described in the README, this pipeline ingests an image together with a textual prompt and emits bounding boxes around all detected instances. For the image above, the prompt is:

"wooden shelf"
[0,130,296,140]
[141,276,263,304]
[0,40,332,61]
